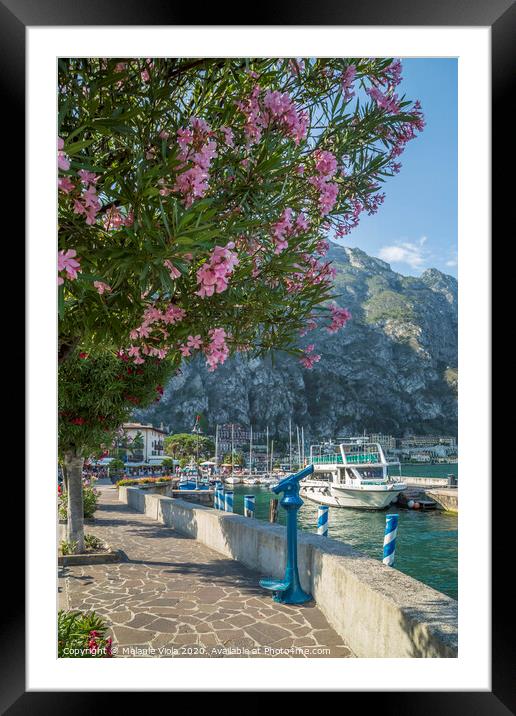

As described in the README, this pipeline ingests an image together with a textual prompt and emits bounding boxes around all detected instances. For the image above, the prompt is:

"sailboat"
[224,424,241,484]
[243,425,258,483]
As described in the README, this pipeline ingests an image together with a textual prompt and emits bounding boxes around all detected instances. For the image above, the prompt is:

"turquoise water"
[231,464,458,600]
[398,463,458,478]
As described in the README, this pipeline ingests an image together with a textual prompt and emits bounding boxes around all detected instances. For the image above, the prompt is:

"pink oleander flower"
[179,344,191,357]
[141,59,152,82]
[270,208,310,255]
[196,242,239,298]
[366,85,400,114]
[94,281,111,295]
[103,206,130,230]
[78,169,98,185]
[58,176,75,194]
[237,85,308,146]
[58,137,70,171]
[173,117,217,207]
[263,89,309,144]
[74,183,101,226]
[314,149,338,178]
[58,249,81,284]
[306,149,340,216]
[220,126,234,147]
[295,213,310,232]
[204,327,230,371]
[299,344,321,369]
[164,260,181,280]
[162,304,186,325]
[382,59,403,88]
[187,335,203,350]
[316,239,329,256]
[309,174,339,216]
[341,64,356,101]
[327,304,352,333]
[299,317,318,336]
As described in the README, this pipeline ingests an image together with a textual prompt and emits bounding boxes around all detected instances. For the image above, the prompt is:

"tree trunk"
[64,449,85,553]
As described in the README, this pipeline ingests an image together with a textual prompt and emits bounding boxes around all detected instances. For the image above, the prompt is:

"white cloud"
[378,236,429,270]
[445,250,458,268]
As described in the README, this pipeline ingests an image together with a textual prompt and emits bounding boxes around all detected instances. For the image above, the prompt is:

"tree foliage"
[58,57,424,372]
[58,348,172,457]
[164,433,215,461]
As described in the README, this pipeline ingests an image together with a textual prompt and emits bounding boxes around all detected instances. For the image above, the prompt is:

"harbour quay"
[398,476,459,513]
[113,483,457,658]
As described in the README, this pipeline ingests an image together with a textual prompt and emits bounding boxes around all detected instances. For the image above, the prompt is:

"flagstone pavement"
[58,486,353,658]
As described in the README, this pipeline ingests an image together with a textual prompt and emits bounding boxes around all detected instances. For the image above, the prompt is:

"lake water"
[230,464,458,600]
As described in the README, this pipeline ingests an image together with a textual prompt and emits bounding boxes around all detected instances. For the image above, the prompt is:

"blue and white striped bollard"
[215,483,223,510]
[224,490,234,513]
[382,513,399,566]
[244,494,255,518]
[317,505,329,536]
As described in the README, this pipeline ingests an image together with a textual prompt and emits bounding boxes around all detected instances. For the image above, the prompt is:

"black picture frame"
[7,0,506,709]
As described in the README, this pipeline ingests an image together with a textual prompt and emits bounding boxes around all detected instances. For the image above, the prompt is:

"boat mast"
[249,425,253,474]
[266,425,269,475]
[289,419,292,472]
[215,424,219,471]
[231,423,234,476]
[296,426,301,469]
[270,439,274,474]
[301,426,305,468]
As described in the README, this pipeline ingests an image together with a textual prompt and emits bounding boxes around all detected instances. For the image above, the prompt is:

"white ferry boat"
[300,440,406,510]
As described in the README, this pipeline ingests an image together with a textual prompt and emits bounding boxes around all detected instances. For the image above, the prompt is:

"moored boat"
[301,440,406,510]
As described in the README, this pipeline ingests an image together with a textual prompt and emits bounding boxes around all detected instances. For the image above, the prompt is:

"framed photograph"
[9,0,505,707]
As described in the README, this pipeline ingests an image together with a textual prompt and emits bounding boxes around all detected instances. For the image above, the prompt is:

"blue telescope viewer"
[259,464,314,604]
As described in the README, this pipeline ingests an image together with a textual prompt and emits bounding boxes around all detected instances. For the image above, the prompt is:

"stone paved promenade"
[59,486,353,658]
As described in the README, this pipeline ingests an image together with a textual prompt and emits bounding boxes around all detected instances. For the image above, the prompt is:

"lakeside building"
[399,435,457,449]
[114,422,169,464]
[367,433,398,452]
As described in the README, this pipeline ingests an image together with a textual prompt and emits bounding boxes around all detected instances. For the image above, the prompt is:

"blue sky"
[335,58,458,278]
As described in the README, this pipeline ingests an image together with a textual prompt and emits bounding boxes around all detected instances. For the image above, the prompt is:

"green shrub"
[116,476,172,486]
[60,539,78,555]
[59,484,99,520]
[82,486,99,517]
[58,610,113,658]
[84,534,104,550]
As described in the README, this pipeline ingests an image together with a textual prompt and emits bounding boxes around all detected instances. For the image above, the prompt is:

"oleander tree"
[58,57,424,367]
[58,57,424,547]
[59,348,172,550]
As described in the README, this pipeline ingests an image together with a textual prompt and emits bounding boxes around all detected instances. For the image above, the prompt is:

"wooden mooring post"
[269,497,279,523]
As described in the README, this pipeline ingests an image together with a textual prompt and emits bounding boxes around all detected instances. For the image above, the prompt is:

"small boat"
[224,475,241,485]
[300,440,406,510]
[179,464,211,490]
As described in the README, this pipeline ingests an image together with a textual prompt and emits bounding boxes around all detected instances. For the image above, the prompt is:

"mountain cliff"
[134,243,458,439]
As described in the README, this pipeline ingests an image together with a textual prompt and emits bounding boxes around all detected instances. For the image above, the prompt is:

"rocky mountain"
[134,243,458,440]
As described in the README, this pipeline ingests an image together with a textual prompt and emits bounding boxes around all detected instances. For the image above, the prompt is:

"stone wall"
[426,488,459,513]
[118,485,458,658]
